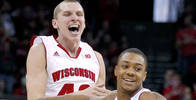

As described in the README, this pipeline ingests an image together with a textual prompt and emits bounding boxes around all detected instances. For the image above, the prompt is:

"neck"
[56,36,80,57]
[117,91,131,100]
[117,86,143,100]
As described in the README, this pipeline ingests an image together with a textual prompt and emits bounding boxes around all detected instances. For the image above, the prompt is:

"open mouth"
[68,24,79,33]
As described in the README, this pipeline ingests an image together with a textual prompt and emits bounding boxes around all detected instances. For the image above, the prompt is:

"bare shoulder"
[140,91,167,100]
[26,43,46,70]
[29,43,45,53]
[26,43,47,100]
[27,43,45,58]
[94,51,104,66]
[94,51,103,58]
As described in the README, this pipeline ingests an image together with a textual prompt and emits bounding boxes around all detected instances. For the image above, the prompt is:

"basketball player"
[113,48,166,100]
[26,0,110,100]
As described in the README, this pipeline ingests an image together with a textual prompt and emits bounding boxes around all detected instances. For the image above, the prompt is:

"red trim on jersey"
[53,34,58,39]
[52,34,81,58]
[30,35,37,47]
[57,43,81,58]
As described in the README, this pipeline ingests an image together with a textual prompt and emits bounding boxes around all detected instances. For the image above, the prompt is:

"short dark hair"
[117,48,148,70]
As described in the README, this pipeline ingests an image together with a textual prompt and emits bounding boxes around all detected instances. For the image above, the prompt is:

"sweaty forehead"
[58,2,84,12]
[119,52,145,65]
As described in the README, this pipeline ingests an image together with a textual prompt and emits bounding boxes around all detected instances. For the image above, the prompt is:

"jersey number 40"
[58,84,90,95]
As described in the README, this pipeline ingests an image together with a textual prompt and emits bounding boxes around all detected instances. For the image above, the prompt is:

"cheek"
[81,21,85,28]
[115,70,121,77]
[118,70,124,77]
[58,21,67,29]
[136,73,145,81]
[118,70,126,79]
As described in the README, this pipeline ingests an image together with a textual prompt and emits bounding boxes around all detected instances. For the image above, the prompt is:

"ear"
[52,19,58,29]
[142,71,147,82]
[114,65,118,77]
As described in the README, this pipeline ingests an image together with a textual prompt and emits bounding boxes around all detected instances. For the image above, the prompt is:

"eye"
[63,12,71,16]
[135,67,141,71]
[77,12,84,16]
[121,65,129,69]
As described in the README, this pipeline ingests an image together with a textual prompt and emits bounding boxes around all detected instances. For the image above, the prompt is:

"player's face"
[115,52,147,94]
[52,2,85,42]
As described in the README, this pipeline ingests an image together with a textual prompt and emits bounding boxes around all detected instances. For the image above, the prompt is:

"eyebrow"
[122,60,129,63]
[121,60,144,66]
[62,9,83,12]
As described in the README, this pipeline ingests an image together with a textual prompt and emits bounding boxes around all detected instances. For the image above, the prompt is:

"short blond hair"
[53,0,79,19]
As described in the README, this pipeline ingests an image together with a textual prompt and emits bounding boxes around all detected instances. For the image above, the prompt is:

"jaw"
[57,31,81,46]
[119,84,142,98]
[119,79,143,94]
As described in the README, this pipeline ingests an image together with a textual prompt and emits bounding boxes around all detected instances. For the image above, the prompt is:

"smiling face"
[52,1,85,42]
[115,52,147,95]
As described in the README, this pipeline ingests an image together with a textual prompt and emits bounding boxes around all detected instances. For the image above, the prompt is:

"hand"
[89,90,117,100]
[78,84,112,96]
[101,90,117,100]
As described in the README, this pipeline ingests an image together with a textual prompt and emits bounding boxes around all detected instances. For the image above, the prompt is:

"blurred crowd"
[162,2,196,100]
[0,0,196,100]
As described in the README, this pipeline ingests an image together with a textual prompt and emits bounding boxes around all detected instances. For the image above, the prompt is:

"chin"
[122,84,140,93]
[122,86,134,92]
[72,38,80,43]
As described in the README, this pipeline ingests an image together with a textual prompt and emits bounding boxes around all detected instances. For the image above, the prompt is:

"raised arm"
[26,43,47,100]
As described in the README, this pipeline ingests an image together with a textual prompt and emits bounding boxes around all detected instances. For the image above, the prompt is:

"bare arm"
[140,92,167,100]
[36,94,90,100]
[94,51,106,88]
[26,43,47,100]
[26,47,110,100]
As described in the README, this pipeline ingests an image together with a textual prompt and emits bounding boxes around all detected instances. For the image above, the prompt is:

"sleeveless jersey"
[114,88,151,100]
[33,36,100,96]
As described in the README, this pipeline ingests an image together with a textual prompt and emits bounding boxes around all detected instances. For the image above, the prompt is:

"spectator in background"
[0,37,15,94]
[98,0,118,21]
[0,0,15,37]
[175,14,196,84]
[163,73,187,100]
[182,87,192,100]
[164,69,175,88]
[0,17,15,94]
[192,82,196,100]
[0,80,5,97]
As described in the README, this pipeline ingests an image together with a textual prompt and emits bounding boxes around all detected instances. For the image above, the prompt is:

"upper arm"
[36,94,90,100]
[94,51,106,88]
[26,43,47,100]
[140,92,167,100]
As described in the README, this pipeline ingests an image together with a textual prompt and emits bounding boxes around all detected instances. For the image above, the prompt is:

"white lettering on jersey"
[33,36,100,96]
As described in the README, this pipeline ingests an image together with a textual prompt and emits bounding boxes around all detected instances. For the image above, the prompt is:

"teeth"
[124,79,135,82]
[69,24,78,28]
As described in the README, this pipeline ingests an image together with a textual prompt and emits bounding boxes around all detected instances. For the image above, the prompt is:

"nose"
[71,13,78,21]
[126,68,135,77]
